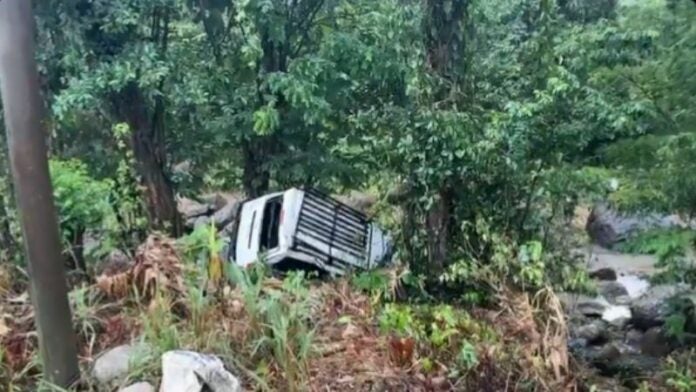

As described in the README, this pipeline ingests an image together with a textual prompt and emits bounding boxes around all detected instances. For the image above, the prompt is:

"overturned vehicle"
[224,188,393,275]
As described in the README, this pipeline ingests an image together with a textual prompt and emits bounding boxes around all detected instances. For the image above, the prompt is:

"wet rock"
[558,293,610,317]
[625,329,643,347]
[631,285,690,330]
[602,305,631,329]
[606,354,660,382]
[92,344,141,385]
[575,320,610,345]
[585,342,622,365]
[590,268,618,281]
[160,350,241,392]
[640,327,673,356]
[120,382,155,392]
[597,281,629,304]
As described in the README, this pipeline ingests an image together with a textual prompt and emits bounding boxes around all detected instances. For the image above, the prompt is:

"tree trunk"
[426,188,452,270]
[422,0,469,268]
[242,139,270,198]
[0,0,79,385]
[115,83,182,236]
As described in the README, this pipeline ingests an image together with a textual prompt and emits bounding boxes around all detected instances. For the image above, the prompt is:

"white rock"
[120,382,155,392]
[92,344,139,385]
[160,350,241,392]
[602,305,631,328]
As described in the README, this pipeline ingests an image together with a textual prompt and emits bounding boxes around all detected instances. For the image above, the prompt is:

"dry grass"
[0,235,601,391]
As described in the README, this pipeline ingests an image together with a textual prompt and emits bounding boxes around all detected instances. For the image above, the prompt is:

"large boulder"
[160,350,241,392]
[630,284,690,330]
[177,197,212,219]
[212,202,240,228]
[589,268,617,281]
[586,203,688,247]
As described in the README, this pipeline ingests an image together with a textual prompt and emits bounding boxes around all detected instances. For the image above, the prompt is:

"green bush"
[50,159,115,270]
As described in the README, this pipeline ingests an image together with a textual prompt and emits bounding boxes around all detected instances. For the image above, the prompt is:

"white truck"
[226,188,392,275]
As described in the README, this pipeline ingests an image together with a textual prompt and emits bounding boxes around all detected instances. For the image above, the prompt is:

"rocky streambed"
[562,245,695,388]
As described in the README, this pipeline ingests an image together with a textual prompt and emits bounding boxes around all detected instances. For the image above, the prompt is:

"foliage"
[620,229,696,286]
[227,263,314,390]
[663,350,696,392]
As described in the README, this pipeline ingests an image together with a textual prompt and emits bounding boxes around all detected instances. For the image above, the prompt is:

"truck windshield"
[260,196,282,251]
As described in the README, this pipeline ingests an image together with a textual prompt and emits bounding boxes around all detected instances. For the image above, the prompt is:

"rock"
[630,284,690,330]
[120,382,155,392]
[597,281,628,304]
[160,350,241,392]
[586,203,689,247]
[607,354,660,382]
[177,196,211,219]
[575,320,610,345]
[625,329,644,347]
[212,202,240,229]
[614,295,632,306]
[602,305,631,329]
[334,191,377,214]
[585,342,622,365]
[589,268,617,281]
[202,192,245,211]
[558,293,610,317]
[640,327,673,356]
[92,344,142,385]
[96,249,132,276]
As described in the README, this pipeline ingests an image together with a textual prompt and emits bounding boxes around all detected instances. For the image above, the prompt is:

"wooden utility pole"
[0,0,80,387]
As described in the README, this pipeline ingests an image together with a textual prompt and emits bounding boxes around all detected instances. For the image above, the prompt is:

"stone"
[212,202,240,229]
[640,327,673,356]
[177,196,211,219]
[625,329,644,347]
[575,320,610,345]
[586,203,689,247]
[558,293,610,317]
[160,350,241,392]
[602,305,631,329]
[334,191,378,214]
[630,284,690,330]
[120,382,155,392]
[92,344,142,385]
[597,281,629,304]
[590,268,618,281]
[96,249,132,276]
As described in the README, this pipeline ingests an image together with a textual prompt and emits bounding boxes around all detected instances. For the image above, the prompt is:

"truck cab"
[229,188,392,275]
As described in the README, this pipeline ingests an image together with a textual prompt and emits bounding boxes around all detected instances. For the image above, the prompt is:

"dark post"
[0,0,80,387]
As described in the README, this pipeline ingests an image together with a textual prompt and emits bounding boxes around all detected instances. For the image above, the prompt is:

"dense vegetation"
[1,0,696,390]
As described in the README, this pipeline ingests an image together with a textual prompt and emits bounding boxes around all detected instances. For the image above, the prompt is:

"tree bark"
[0,0,79,386]
[114,83,182,236]
[422,0,469,269]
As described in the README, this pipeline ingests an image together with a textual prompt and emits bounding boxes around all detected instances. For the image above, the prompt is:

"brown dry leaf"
[0,316,10,337]
[96,271,131,298]
[132,234,184,298]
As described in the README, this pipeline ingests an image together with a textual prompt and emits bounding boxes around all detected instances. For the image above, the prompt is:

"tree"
[0,0,79,386]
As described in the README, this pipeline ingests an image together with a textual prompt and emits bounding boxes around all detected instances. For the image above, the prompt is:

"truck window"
[260,197,282,251]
